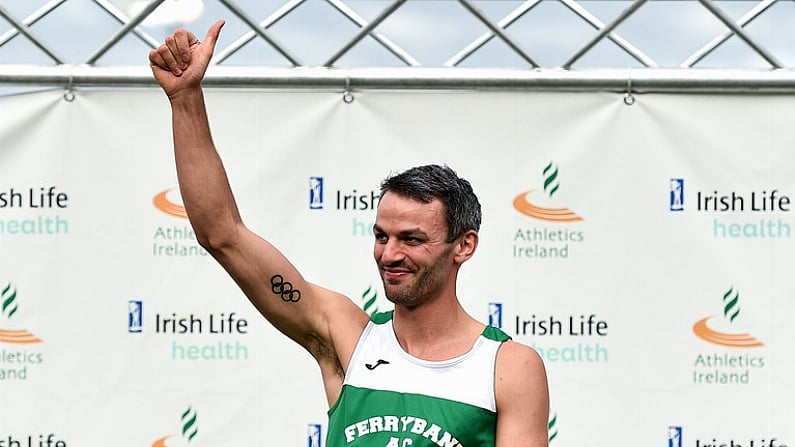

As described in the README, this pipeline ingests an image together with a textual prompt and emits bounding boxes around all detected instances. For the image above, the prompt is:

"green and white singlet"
[326,311,511,447]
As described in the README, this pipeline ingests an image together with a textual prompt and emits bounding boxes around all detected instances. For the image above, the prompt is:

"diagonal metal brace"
[84,0,167,65]
[218,0,303,66]
[0,3,66,64]
[562,0,648,69]
[457,0,539,68]
[324,0,407,67]
[695,0,782,69]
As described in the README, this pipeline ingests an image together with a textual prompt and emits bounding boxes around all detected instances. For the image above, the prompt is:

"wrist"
[167,85,205,106]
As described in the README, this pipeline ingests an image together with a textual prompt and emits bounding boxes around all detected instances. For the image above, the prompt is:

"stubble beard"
[380,256,452,308]
[382,271,430,308]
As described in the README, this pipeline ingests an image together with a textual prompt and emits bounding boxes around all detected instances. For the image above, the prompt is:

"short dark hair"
[380,164,481,242]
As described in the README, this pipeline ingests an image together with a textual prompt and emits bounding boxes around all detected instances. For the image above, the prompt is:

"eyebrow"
[372,225,429,238]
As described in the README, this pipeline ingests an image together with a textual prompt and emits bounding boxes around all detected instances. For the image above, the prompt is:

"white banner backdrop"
[0,88,793,447]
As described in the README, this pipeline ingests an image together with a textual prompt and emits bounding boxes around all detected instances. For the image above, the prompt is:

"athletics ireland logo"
[548,412,559,442]
[513,162,582,222]
[152,406,199,446]
[693,286,763,348]
[360,285,380,316]
[0,282,42,344]
[152,187,207,257]
[2,282,18,318]
[153,188,188,219]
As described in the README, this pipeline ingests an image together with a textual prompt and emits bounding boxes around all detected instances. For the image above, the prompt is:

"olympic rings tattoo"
[270,274,302,303]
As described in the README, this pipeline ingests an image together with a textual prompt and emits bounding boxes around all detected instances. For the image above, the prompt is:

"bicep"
[208,223,367,358]
[495,341,550,447]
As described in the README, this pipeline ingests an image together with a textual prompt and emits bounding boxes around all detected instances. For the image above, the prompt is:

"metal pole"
[2,65,795,93]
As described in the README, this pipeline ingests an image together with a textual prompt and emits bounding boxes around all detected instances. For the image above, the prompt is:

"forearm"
[169,87,242,249]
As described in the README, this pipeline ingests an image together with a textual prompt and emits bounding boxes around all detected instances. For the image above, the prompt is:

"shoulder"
[494,341,549,445]
[495,340,547,390]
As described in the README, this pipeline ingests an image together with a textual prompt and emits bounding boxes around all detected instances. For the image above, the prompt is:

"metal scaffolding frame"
[1,0,795,93]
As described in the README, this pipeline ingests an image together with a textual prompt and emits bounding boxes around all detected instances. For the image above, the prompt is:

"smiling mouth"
[384,270,408,280]
[381,267,412,282]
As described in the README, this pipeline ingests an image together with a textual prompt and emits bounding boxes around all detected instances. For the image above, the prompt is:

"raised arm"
[148,21,368,402]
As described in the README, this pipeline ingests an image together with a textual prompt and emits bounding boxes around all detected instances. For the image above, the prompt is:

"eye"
[374,231,388,243]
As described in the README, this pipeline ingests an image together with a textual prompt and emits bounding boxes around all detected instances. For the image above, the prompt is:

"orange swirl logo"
[153,188,188,219]
[151,436,173,447]
[692,317,763,348]
[0,282,42,344]
[513,190,583,222]
[693,287,763,348]
[0,329,42,344]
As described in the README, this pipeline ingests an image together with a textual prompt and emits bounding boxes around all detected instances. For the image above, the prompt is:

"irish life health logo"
[668,426,789,447]
[670,179,685,212]
[309,177,324,210]
[513,162,585,259]
[488,302,609,364]
[1,281,44,380]
[308,423,323,447]
[668,426,683,447]
[669,178,792,239]
[691,286,766,385]
[308,176,381,238]
[152,187,207,257]
[0,185,70,236]
[128,299,250,362]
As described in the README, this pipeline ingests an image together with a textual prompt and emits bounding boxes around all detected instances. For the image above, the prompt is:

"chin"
[384,292,423,308]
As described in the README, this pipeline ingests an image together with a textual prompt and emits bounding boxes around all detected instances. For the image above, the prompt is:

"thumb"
[203,19,225,53]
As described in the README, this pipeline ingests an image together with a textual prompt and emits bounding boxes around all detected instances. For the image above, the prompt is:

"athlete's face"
[373,192,457,307]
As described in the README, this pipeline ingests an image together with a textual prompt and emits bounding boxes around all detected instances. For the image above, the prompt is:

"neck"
[391,296,484,361]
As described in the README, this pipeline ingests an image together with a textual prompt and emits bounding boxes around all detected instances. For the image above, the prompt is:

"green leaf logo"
[543,162,560,198]
[361,285,379,316]
[723,287,740,323]
[548,412,558,442]
[181,406,198,442]
[1,282,18,319]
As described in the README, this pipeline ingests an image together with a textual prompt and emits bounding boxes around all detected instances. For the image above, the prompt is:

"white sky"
[1,0,794,69]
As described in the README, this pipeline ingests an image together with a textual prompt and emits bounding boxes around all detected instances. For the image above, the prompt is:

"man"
[149,20,549,446]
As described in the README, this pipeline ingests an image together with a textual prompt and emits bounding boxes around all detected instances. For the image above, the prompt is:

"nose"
[376,238,404,266]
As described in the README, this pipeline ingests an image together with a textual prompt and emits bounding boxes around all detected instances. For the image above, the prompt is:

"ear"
[453,230,479,264]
